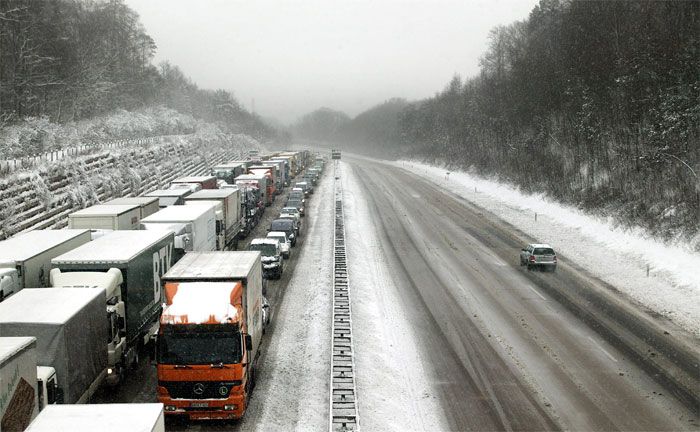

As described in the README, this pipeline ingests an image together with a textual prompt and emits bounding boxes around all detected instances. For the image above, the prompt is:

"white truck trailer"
[25,403,165,432]
[67,204,141,231]
[0,337,39,431]
[185,188,242,250]
[0,229,91,301]
[105,197,160,219]
[141,204,217,256]
[0,288,107,405]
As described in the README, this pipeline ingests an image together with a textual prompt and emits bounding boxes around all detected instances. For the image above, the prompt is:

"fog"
[124,0,537,124]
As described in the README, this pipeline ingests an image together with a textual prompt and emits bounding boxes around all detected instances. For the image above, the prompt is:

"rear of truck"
[157,252,263,421]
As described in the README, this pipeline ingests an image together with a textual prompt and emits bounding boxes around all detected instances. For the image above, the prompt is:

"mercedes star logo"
[193,383,205,395]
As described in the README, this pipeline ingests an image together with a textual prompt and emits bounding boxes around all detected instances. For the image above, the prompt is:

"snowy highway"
[91,155,697,431]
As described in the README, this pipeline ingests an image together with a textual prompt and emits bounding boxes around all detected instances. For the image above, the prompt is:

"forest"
[0,0,273,142]
[296,0,699,240]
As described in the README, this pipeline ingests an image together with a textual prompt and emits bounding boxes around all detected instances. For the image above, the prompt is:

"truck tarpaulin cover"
[0,288,107,404]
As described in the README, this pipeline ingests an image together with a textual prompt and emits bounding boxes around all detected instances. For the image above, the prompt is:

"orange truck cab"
[156,251,263,420]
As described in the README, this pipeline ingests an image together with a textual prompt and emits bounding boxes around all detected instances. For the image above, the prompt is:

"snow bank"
[342,165,449,430]
[395,160,700,336]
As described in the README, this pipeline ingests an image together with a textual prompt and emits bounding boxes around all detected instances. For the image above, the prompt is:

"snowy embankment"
[395,161,700,337]
[342,165,449,431]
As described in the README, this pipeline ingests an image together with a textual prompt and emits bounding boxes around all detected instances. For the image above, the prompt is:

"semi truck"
[25,403,165,432]
[0,288,107,405]
[105,197,160,219]
[170,176,218,190]
[236,174,270,206]
[185,189,242,250]
[0,229,91,301]
[211,163,248,186]
[144,189,192,208]
[68,204,141,232]
[157,251,263,421]
[248,168,276,200]
[51,230,175,384]
[141,204,217,256]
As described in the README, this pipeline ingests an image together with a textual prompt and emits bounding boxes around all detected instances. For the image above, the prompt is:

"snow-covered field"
[342,164,449,431]
[395,160,700,337]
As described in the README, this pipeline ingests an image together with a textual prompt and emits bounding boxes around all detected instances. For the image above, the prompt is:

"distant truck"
[0,229,91,301]
[68,204,141,232]
[170,176,218,190]
[157,251,264,421]
[249,167,276,200]
[185,188,243,250]
[25,403,165,432]
[141,204,217,256]
[105,197,160,219]
[236,174,271,206]
[0,288,107,405]
[144,189,192,208]
[211,163,248,186]
[51,230,174,384]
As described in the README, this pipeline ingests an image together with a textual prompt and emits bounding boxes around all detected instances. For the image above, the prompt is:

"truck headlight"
[165,405,177,412]
[224,404,238,411]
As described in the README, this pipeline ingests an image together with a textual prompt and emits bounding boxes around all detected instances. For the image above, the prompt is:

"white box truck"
[67,204,141,231]
[105,197,160,219]
[141,204,217,255]
[25,403,165,432]
[0,229,91,301]
[0,337,39,431]
[0,288,107,405]
[185,188,242,250]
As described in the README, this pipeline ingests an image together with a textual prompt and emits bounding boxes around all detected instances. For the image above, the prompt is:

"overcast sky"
[124,0,538,125]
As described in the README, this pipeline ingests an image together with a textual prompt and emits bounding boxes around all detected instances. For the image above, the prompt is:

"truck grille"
[160,381,240,399]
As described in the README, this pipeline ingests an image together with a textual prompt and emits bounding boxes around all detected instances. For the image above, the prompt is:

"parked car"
[269,219,297,247]
[249,238,284,279]
[520,243,557,271]
[267,231,291,259]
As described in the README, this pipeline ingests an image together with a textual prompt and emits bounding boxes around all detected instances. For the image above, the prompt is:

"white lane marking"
[527,285,547,300]
[587,336,618,362]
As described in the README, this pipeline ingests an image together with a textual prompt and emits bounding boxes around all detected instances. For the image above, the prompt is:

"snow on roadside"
[342,163,449,431]
[244,171,333,431]
[394,160,700,337]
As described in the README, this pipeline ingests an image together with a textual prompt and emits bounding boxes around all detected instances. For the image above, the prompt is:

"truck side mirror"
[55,387,64,404]
[245,335,252,351]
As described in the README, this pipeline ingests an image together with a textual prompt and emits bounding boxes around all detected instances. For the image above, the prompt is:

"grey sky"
[124,0,538,125]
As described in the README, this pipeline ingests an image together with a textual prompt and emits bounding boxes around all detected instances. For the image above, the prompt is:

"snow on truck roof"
[144,189,190,197]
[0,337,36,366]
[69,204,140,217]
[0,229,90,262]
[187,189,237,199]
[141,204,215,223]
[52,230,171,264]
[251,238,279,246]
[163,251,260,281]
[25,403,164,431]
[172,176,215,183]
[105,197,158,207]
[0,288,102,325]
[162,282,240,325]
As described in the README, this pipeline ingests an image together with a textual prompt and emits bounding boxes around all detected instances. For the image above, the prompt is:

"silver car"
[520,243,557,272]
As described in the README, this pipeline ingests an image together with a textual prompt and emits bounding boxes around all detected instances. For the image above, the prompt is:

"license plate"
[191,402,209,408]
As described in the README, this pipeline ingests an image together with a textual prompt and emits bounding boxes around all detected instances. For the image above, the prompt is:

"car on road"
[279,214,301,236]
[267,231,291,259]
[520,243,557,271]
[280,206,302,221]
[295,181,312,195]
[249,238,284,279]
[269,218,297,246]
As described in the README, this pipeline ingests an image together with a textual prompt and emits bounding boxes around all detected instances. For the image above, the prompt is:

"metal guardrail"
[329,160,360,431]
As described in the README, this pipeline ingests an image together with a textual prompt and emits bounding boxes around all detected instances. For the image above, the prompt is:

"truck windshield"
[249,243,277,256]
[158,325,242,365]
